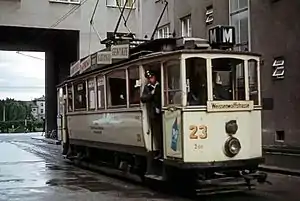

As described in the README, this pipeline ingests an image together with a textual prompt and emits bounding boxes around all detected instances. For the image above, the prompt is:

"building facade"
[142,0,300,149]
[0,0,141,58]
[30,96,46,120]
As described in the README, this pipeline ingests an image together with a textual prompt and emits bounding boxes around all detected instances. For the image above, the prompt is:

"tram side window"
[248,60,259,105]
[74,81,87,110]
[67,85,73,112]
[106,70,127,107]
[88,79,96,110]
[164,59,181,106]
[128,66,140,105]
[211,58,245,101]
[186,58,207,106]
[97,76,105,109]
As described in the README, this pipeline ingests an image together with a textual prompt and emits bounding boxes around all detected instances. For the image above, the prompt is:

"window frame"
[205,5,214,25]
[87,78,96,110]
[180,15,192,37]
[66,84,74,112]
[96,75,106,110]
[106,0,136,9]
[49,0,81,5]
[272,57,285,79]
[185,57,208,107]
[229,0,250,51]
[73,80,87,111]
[128,66,141,107]
[163,59,182,107]
[157,24,170,39]
[106,69,127,108]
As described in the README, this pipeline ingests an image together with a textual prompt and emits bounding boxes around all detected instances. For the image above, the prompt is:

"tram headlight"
[225,120,238,135]
[224,137,241,157]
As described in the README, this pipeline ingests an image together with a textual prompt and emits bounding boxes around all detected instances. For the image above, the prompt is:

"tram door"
[57,87,64,141]
[141,62,163,154]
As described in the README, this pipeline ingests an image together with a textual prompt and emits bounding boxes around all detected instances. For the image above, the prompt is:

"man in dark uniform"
[141,70,163,159]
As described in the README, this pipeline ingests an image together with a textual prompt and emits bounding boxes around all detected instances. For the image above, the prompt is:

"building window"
[49,0,81,4]
[41,103,43,107]
[88,79,96,110]
[275,130,285,142]
[205,5,214,25]
[40,109,44,114]
[106,70,127,107]
[74,81,87,110]
[272,57,285,79]
[229,0,249,51]
[181,15,192,37]
[157,24,170,39]
[97,76,105,109]
[128,66,140,105]
[106,0,135,8]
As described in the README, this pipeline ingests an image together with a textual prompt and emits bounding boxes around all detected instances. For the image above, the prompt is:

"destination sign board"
[111,44,129,59]
[80,56,91,73]
[70,60,80,77]
[97,51,112,64]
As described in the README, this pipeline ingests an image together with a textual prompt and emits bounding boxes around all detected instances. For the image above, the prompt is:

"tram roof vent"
[176,37,210,50]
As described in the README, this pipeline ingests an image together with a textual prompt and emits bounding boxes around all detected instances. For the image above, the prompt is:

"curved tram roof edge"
[57,49,261,88]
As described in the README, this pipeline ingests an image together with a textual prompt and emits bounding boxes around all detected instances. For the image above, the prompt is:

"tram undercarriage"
[63,141,269,195]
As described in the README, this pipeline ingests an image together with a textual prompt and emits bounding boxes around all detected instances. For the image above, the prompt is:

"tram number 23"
[189,125,208,140]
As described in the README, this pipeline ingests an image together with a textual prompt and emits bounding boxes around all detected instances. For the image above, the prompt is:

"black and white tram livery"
[57,26,268,194]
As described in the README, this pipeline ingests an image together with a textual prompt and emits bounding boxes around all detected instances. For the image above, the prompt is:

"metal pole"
[150,0,168,40]
[3,104,5,122]
[114,0,129,36]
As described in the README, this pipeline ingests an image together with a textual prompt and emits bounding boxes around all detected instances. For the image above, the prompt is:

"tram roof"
[57,48,261,87]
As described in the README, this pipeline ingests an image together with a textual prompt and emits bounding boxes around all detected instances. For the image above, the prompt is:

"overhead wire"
[51,0,90,28]
[1,0,90,93]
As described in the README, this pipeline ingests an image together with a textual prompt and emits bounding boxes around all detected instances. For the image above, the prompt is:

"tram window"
[128,66,140,105]
[67,85,73,112]
[186,58,207,106]
[97,76,105,109]
[74,81,87,110]
[106,70,127,107]
[248,60,259,105]
[211,58,245,101]
[88,79,96,110]
[164,59,181,105]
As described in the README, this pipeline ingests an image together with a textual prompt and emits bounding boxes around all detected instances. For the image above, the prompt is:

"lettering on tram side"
[207,101,254,112]
[189,125,208,140]
[194,144,204,150]
[90,125,104,134]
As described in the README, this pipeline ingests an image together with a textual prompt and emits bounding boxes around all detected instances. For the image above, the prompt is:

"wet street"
[0,133,300,201]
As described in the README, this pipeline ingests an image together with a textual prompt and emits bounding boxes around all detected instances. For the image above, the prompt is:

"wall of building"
[141,0,300,148]
[0,0,141,58]
[251,0,300,148]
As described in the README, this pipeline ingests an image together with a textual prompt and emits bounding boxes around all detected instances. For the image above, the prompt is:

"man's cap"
[145,70,155,78]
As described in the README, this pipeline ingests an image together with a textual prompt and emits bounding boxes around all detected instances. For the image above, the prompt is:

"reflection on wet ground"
[0,134,188,201]
[0,133,300,201]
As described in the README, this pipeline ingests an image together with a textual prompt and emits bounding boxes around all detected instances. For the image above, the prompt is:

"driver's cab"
[142,50,262,164]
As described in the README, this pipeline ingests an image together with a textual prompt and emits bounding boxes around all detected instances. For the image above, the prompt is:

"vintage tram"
[57,26,267,194]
